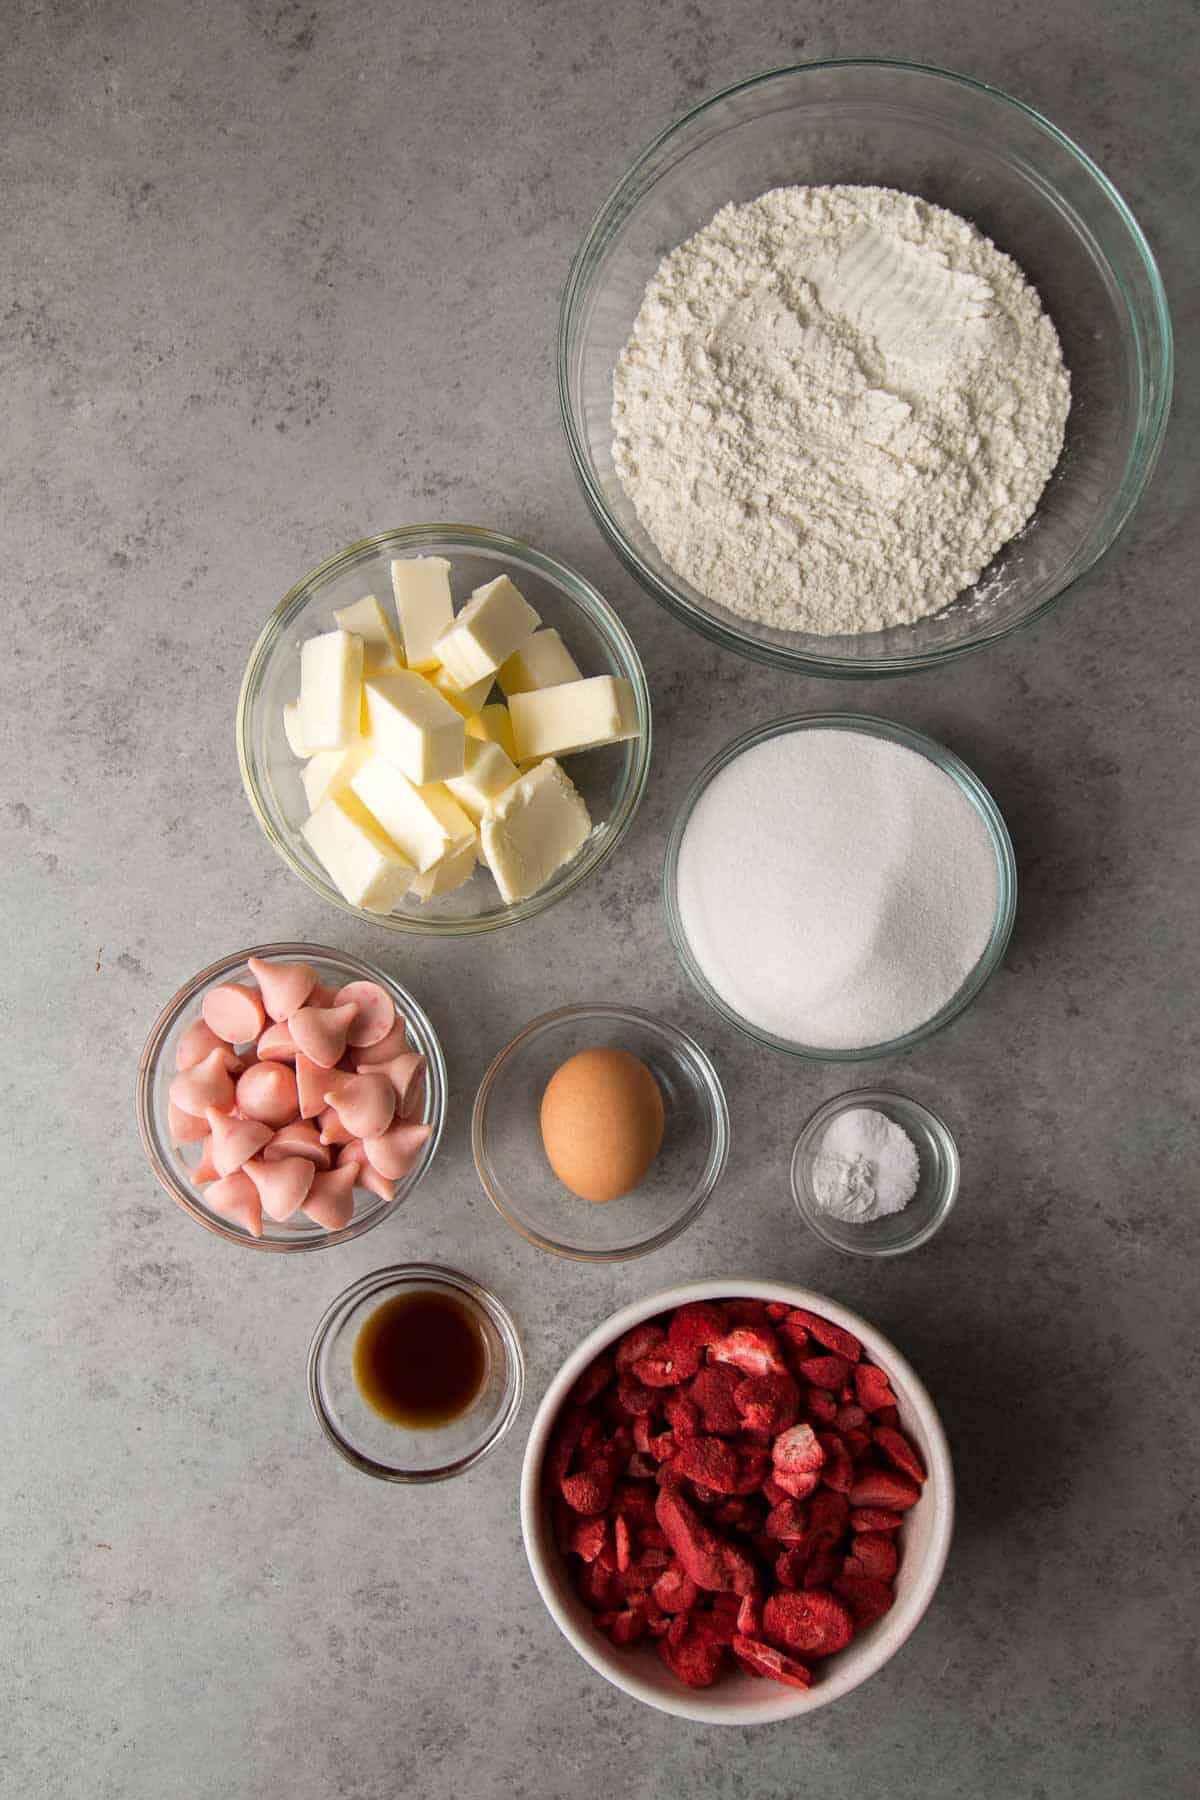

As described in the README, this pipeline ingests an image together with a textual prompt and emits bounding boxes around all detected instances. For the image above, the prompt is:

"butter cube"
[510,675,639,763]
[430,663,494,719]
[390,557,454,670]
[364,670,465,784]
[302,791,412,913]
[283,700,313,759]
[466,701,518,764]
[433,575,541,688]
[350,755,474,872]
[333,594,402,675]
[498,629,582,697]
[302,739,371,812]
[408,837,478,901]
[480,758,592,904]
[444,737,519,823]
[299,630,364,750]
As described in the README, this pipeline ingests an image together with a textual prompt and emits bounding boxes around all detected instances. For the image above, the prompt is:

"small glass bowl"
[307,1264,524,1481]
[237,525,651,935]
[663,713,1017,1060]
[560,59,1172,675]
[791,1089,959,1257]
[136,943,446,1251]
[472,1004,729,1260]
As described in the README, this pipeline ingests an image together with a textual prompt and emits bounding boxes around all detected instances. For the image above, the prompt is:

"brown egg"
[540,1046,665,1203]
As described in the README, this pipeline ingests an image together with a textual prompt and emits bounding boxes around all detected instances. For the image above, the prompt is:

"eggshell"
[539,1046,665,1203]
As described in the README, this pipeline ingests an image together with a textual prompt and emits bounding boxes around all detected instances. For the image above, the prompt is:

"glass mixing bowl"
[559,59,1172,675]
[663,714,1017,1060]
[238,526,651,934]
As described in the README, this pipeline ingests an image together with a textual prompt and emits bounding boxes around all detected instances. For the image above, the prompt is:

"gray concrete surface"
[3,2,1197,1796]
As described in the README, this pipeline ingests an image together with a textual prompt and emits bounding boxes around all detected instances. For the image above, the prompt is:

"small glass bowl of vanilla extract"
[307,1265,524,1481]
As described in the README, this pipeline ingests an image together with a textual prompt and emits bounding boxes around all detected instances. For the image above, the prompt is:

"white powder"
[812,1108,920,1223]
[674,728,1000,1050]
[612,184,1071,636]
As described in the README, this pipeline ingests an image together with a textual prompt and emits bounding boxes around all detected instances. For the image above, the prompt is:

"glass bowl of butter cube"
[238,527,652,934]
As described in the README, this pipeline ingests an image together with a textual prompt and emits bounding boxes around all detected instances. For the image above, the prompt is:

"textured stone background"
[3,2,1196,1796]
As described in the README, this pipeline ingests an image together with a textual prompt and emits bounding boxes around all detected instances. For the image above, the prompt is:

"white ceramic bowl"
[520,1279,954,1724]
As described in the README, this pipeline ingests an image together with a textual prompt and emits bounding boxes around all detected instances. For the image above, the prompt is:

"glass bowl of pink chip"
[136,942,446,1251]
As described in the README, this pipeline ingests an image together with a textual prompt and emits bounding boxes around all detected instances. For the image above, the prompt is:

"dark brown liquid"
[353,1290,487,1428]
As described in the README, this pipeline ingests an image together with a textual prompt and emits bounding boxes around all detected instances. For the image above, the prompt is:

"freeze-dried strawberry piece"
[833,1573,895,1627]
[613,1514,632,1573]
[797,1354,854,1391]
[817,1431,854,1494]
[872,1425,927,1484]
[566,1515,607,1562]
[724,1299,775,1328]
[843,1532,898,1583]
[652,1561,700,1614]
[842,1427,872,1460]
[655,1487,757,1595]
[764,1499,810,1545]
[643,1596,671,1637]
[632,1414,654,1456]
[732,1634,813,1689]
[807,1489,850,1545]
[846,1468,921,1511]
[851,1507,903,1533]
[734,1371,800,1436]
[802,1548,843,1591]
[736,1591,764,1637]
[612,1480,656,1524]
[785,1309,863,1363]
[799,1387,838,1426]
[688,1364,744,1435]
[774,1548,808,1589]
[575,1557,625,1612]
[649,1430,677,1462]
[691,1606,738,1649]
[763,1588,855,1659]
[633,1341,699,1386]
[761,1475,791,1507]
[771,1466,822,1502]
[656,1618,725,1687]
[569,1352,615,1408]
[835,1403,867,1433]
[875,1405,900,1427]
[578,1416,603,1458]
[709,1326,789,1380]
[624,1452,657,1481]
[595,1607,645,1647]
[778,1316,811,1353]
[616,1375,656,1416]
[853,1362,897,1414]
[765,1302,791,1322]
[562,1438,625,1514]
[674,1435,746,1494]
[615,1322,666,1374]
[664,1390,701,1441]
[546,1405,587,1488]
[711,1495,762,1531]
[772,1423,825,1476]
[668,1302,726,1357]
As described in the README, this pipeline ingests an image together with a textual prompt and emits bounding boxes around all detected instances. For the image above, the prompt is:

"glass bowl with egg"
[238,526,651,935]
[471,1003,730,1260]
[559,59,1171,674]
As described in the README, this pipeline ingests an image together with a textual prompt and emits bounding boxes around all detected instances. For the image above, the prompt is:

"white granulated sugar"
[675,729,1000,1049]
[612,184,1071,635]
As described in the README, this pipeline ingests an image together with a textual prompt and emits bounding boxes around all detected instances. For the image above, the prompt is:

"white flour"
[811,1108,920,1223]
[612,185,1071,636]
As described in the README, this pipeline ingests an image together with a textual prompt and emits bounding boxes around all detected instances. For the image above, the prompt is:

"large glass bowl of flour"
[559,60,1172,675]
[663,715,1017,1060]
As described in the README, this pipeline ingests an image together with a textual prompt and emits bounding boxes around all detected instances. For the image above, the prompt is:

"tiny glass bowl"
[560,59,1172,674]
[307,1264,524,1481]
[663,713,1017,1060]
[472,1004,730,1260]
[791,1089,960,1257]
[237,525,651,936]
[136,943,446,1252]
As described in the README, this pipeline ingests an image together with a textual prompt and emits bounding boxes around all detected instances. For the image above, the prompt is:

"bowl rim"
[662,713,1017,1060]
[471,1002,731,1261]
[520,1277,955,1724]
[236,524,652,936]
[559,56,1174,676]
[790,1086,962,1257]
[306,1262,525,1482]
[136,941,447,1252]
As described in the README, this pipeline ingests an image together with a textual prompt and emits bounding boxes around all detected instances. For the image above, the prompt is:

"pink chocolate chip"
[169,1100,209,1145]
[353,1015,409,1066]
[246,956,318,1023]
[323,1071,395,1140]
[176,1018,225,1071]
[205,1108,273,1177]
[235,1062,299,1127]
[263,1122,331,1169]
[362,1119,433,1180]
[245,1155,314,1221]
[302,1162,358,1231]
[170,1049,236,1117]
[202,983,266,1045]
[206,1170,263,1236]
[334,980,396,1048]
[256,1021,297,1062]
[289,1003,357,1069]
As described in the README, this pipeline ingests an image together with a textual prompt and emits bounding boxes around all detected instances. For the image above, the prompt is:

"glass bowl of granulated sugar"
[663,714,1016,1060]
[559,60,1172,675]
